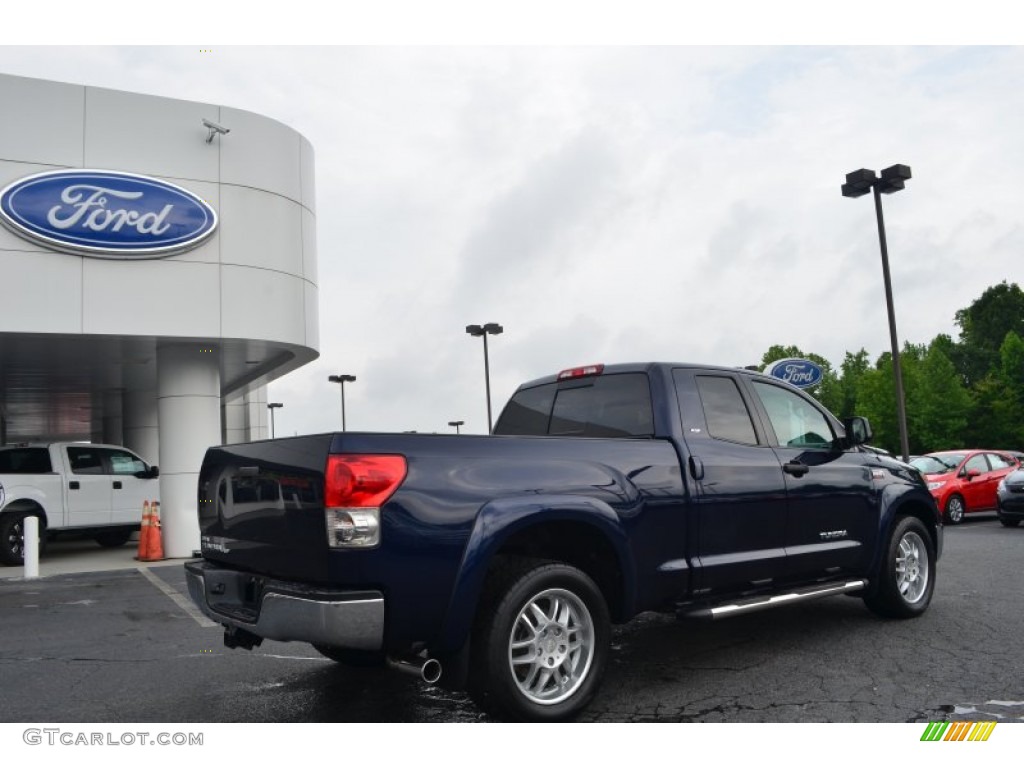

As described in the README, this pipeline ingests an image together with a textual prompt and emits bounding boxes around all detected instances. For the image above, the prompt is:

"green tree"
[999,331,1024,448]
[953,281,1024,386]
[836,349,871,418]
[759,345,805,369]
[914,342,972,451]
[856,352,899,453]
[858,341,974,454]
[964,331,1024,448]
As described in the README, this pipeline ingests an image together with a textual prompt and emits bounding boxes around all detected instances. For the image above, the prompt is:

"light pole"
[328,374,357,431]
[841,164,912,462]
[448,420,464,434]
[465,322,503,434]
[267,402,283,439]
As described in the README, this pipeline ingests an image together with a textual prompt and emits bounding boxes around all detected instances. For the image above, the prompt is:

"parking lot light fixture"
[448,420,464,435]
[267,402,283,439]
[841,164,912,462]
[328,374,357,431]
[465,323,503,434]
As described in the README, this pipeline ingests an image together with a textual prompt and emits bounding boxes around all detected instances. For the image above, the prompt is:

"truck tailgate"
[197,435,334,584]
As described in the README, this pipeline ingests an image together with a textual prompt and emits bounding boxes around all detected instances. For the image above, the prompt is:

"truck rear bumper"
[184,560,384,650]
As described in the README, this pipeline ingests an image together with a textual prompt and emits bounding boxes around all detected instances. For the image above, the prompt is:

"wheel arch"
[870,494,941,585]
[0,497,50,529]
[435,495,635,657]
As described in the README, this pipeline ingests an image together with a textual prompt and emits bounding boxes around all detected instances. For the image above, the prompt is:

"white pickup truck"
[0,442,159,566]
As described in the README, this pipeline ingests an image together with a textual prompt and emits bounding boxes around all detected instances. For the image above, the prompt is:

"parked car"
[910,450,1018,524]
[0,442,159,565]
[997,466,1024,527]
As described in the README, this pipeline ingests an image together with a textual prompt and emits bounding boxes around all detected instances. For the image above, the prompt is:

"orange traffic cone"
[146,501,165,561]
[135,501,152,561]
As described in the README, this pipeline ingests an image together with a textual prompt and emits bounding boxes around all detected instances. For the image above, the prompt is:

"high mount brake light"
[557,364,605,381]
[325,455,407,508]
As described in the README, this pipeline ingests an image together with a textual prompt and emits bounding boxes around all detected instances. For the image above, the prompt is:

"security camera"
[202,118,230,143]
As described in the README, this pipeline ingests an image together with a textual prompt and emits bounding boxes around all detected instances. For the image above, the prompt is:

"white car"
[0,442,159,566]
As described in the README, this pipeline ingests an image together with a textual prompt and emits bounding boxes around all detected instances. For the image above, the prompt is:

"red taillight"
[325,455,407,508]
[557,364,605,381]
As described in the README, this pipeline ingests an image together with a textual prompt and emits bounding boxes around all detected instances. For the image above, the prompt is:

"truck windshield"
[495,373,654,437]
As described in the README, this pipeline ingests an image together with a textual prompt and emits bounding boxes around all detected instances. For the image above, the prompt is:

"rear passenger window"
[67,447,105,475]
[549,374,653,437]
[695,376,758,445]
[495,373,653,437]
[987,453,1013,470]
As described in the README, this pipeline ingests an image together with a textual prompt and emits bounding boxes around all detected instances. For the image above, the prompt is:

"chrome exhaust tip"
[388,656,442,684]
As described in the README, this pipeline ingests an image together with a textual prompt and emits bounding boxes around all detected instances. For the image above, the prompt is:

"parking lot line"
[137,565,217,628]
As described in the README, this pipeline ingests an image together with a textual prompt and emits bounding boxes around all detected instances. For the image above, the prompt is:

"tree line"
[761,281,1024,455]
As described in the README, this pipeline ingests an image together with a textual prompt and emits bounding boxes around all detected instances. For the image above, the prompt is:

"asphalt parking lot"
[1,517,1022,723]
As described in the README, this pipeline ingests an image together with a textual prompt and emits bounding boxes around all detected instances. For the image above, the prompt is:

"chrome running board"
[681,579,868,620]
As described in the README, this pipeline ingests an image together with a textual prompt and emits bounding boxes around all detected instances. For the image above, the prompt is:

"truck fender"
[0,484,53,526]
[867,485,941,589]
[435,493,636,655]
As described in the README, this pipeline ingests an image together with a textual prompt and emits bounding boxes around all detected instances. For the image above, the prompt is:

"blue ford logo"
[0,169,217,258]
[765,358,824,389]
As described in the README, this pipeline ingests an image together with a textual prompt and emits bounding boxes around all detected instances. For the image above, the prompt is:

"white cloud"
[2,45,1021,436]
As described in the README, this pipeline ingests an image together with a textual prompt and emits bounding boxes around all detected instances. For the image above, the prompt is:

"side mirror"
[963,468,980,480]
[145,465,159,479]
[842,416,873,447]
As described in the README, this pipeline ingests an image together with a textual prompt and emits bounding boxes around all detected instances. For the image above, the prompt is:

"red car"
[910,450,1020,524]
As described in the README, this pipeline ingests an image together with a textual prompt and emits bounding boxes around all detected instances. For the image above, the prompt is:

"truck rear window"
[0,448,53,474]
[495,373,654,437]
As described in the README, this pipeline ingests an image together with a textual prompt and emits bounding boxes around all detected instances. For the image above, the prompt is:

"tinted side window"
[549,374,654,437]
[751,381,834,449]
[694,375,758,445]
[66,447,105,475]
[495,373,654,437]
[494,384,556,435]
[0,448,53,473]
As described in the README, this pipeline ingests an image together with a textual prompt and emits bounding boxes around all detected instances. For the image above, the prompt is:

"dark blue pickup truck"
[185,362,942,720]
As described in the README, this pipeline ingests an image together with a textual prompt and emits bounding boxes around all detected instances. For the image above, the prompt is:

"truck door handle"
[688,456,705,481]
[783,460,809,477]
[113,481,123,490]
[69,481,80,490]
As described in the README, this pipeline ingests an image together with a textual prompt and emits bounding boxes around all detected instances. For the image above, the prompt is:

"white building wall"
[0,74,319,349]
[0,74,320,555]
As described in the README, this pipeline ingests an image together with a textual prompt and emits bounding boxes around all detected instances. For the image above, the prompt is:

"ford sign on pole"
[0,169,217,258]
[765,358,824,389]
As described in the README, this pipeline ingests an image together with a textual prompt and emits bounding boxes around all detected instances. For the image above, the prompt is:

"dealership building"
[0,73,320,557]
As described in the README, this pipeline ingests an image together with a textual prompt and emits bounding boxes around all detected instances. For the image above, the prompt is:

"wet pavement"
[1,517,1022,723]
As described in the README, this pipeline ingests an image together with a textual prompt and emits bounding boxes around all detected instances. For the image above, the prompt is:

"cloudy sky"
[1,31,1021,437]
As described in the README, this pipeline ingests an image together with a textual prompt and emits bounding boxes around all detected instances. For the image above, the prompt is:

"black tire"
[312,644,386,667]
[0,511,45,567]
[94,527,134,548]
[999,516,1020,528]
[944,494,966,525]
[863,516,936,619]
[469,559,610,721]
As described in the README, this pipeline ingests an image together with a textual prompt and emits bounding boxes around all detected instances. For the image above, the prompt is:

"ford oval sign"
[0,169,217,258]
[765,358,824,389]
